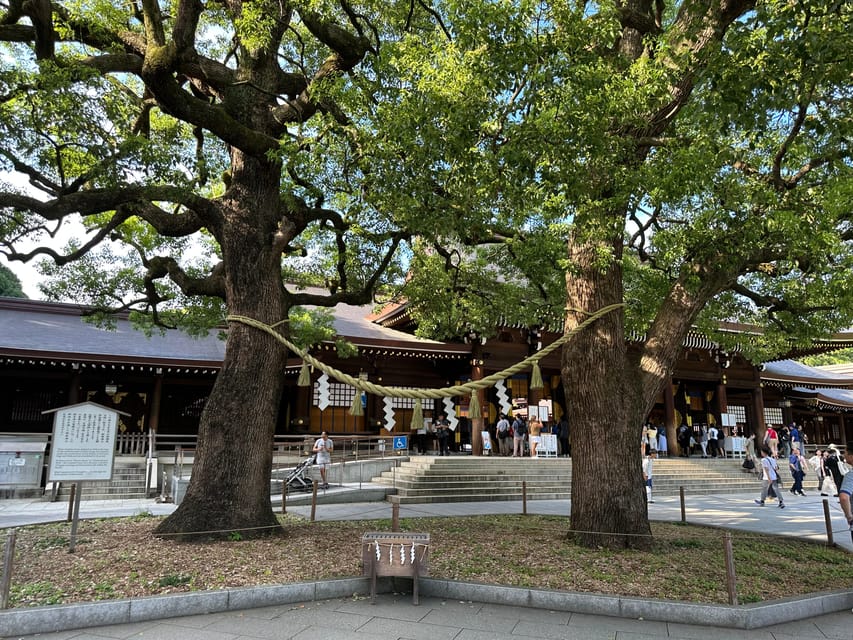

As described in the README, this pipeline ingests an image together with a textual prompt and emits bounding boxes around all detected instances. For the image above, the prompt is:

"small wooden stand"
[362,532,429,605]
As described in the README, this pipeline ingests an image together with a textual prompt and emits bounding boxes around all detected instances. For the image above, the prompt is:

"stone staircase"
[372,455,779,504]
[53,461,148,501]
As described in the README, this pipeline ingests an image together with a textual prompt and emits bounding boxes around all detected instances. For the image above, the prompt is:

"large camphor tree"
[385,0,853,547]
[0,0,439,537]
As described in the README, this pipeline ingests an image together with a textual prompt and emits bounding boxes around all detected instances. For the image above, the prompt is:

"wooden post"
[822,499,834,546]
[679,486,686,523]
[412,552,420,606]
[1,529,16,609]
[68,482,83,553]
[392,501,400,532]
[66,483,76,522]
[522,480,528,515]
[310,480,318,522]
[723,532,738,605]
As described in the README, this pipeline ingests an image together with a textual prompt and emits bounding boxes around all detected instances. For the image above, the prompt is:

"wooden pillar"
[470,341,484,456]
[664,380,677,456]
[148,374,163,435]
[752,385,766,440]
[68,369,82,404]
[716,383,729,434]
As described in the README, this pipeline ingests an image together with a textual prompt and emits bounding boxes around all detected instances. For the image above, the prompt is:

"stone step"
[372,456,773,503]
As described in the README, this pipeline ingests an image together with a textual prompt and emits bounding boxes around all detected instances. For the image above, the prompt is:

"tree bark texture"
[563,227,652,549]
[156,155,287,539]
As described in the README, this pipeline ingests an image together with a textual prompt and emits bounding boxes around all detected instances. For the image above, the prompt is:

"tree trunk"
[156,155,286,539]
[563,228,651,549]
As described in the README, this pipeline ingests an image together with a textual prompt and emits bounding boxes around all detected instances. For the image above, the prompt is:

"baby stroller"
[286,454,316,491]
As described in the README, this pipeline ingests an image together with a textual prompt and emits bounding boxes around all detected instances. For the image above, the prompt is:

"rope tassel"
[468,392,481,419]
[350,388,364,416]
[297,362,311,387]
[411,399,423,429]
[530,361,544,390]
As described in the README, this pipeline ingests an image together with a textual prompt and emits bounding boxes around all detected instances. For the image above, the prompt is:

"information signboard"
[0,441,47,487]
[46,402,122,482]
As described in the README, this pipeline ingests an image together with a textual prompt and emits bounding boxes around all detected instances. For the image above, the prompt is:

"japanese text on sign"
[48,404,119,482]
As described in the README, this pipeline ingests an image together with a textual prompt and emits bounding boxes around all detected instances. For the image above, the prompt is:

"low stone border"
[2,577,851,636]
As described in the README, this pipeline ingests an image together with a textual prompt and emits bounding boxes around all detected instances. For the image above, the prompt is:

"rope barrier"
[226,303,624,401]
[8,504,851,542]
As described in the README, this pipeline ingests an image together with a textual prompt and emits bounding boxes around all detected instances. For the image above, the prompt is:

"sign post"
[44,402,127,552]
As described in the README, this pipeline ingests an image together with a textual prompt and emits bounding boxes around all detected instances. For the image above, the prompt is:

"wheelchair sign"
[393,436,408,450]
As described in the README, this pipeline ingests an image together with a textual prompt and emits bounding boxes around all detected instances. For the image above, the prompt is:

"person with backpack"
[512,415,527,457]
[754,445,785,509]
[778,425,791,458]
[677,423,691,457]
[495,414,511,456]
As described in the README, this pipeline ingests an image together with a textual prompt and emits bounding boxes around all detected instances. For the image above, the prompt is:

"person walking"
[755,445,785,509]
[512,415,527,457]
[697,424,708,458]
[764,424,779,458]
[312,431,333,489]
[788,446,807,497]
[825,445,844,495]
[495,414,512,456]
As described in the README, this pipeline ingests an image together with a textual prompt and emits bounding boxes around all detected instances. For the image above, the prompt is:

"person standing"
[512,415,527,457]
[788,446,807,496]
[707,424,718,458]
[528,417,542,458]
[558,417,570,458]
[642,449,656,504]
[677,423,691,457]
[496,414,511,456]
[717,426,727,459]
[434,412,451,456]
[754,445,785,509]
[838,442,853,544]
[778,424,791,459]
[790,423,803,456]
[312,431,333,489]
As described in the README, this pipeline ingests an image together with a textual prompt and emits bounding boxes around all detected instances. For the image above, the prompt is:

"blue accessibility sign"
[393,436,408,450]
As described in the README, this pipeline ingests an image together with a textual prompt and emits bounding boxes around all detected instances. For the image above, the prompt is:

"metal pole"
[679,486,686,523]
[522,480,528,515]
[66,483,76,522]
[723,532,738,605]
[822,499,834,547]
[310,480,318,522]
[281,478,287,514]
[1,529,16,609]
